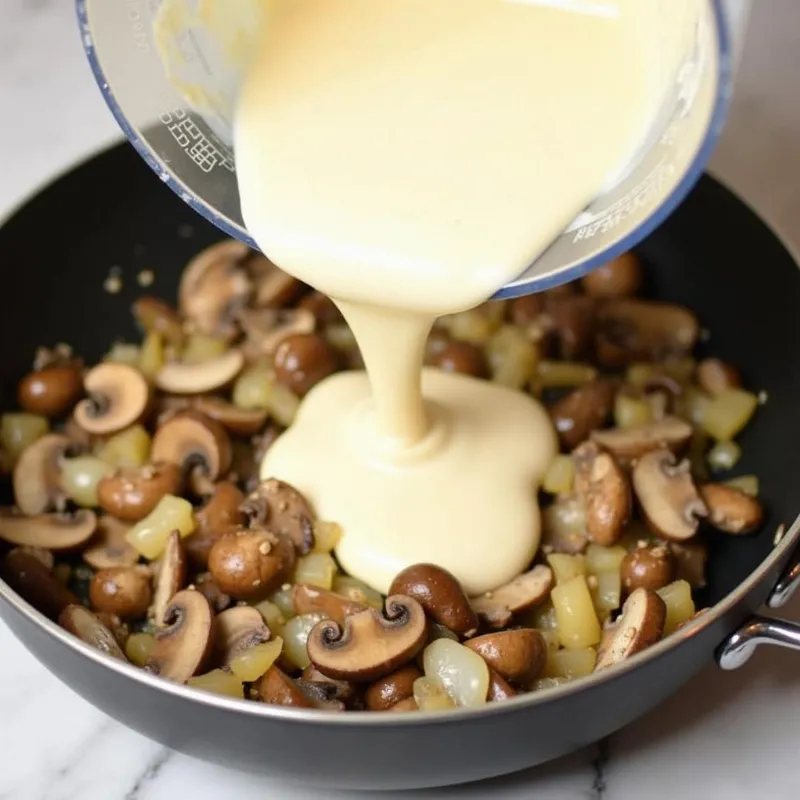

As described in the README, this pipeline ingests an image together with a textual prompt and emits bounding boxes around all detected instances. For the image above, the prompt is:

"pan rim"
[0,142,798,728]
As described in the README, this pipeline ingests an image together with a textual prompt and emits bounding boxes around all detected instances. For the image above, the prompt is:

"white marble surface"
[1,2,800,798]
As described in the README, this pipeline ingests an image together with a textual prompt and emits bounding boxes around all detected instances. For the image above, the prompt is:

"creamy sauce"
[228,0,665,594]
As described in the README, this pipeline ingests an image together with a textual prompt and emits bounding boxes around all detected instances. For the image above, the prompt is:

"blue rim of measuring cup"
[76,0,734,299]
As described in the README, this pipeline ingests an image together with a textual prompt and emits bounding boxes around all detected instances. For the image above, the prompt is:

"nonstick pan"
[0,143,799,791]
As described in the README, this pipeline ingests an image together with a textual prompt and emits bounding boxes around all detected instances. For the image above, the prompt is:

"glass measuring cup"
[76,0,749,298]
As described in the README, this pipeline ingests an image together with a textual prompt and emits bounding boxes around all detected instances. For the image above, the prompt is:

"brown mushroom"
[256,665,314,708]
[2,548,78,619]
[0,509,97,550]
[12,433,70,514]
[248,254,303,308]
[510,294,545,327]
[195,572,232,613]
[581,252,643,298]
[543,294,596,361]
[595,300,699,367]
[145,589,214,682]
[89,565,152,620]
[699,483,764,535]
[573,441,630,546]
[82,515,139,570]
[541,496,589,555]
[293,679,348,712]
[97,462,183,522]
[186,481,246,568]
[95,611,130,648]
[74,363,150,435]
[178,239,253,339]
[151,411,232,492]
[595,588,666,670]
[307,595,427,682]
[18,363,83,418]
[155,350,244,395]
[297,291,344,325]
[465,628,545,686]
[549,380,615,450]
[633,449,707,542]
[273,333,340,397]
[389,563,478,636]
[241,478,315,554]
[59,605,127,660]
[238,307,316,358]
[364,665,422,711]
[470,565,553,629]
[620,544,675,593]
[431,341,489,379]
[696,358,741,396]
[293,584,367,625]
[191,396,268,437]
[669,540,708,589]
[591,416,692,462]
[387,697,419,712]
[151,531,187,626]
[487,669,517,701]
[214,605,271,665]
[207,526,296,600]
[132,296,185,348]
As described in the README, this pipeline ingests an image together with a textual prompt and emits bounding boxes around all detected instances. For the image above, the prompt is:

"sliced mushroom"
[89,565,152,620]
[591,416,692,462]
[364,665,422,711]
[241,478,315,554]
[2,548,79,620]
[541,496,589,555]
[0,509,97,550]
[292,584,367,625]
[214,605,271,665]
[695,358,741,396]
[487,669,517,702]
[470,565,553,629]
[307,595,427,682]
[543,294,596,361]
[195,571,232,613]
[132,296,185,348]
[294,679,347,711]
[82,515,139,569]
[59,605,127,661]
[152,531,187,626]
[669,540,708,589]
[633,449,707,542]
[549,380,615,450]
[207,526,296,600]
[151,411,232,490]
[298,291,344,326]
[186,481,246,568]
[595,588,666,670]
[12,432,70,514]
[595,300,699,367]
[620,544,675,594]
[155,350,244,395]
[465,628,546,686]
[256,665,315,708]
[74,363,150,435]
[145,589,214,683]
[301,665,360,708]
[389,563,478,636]
[573,441,630,546]
[238,307,316,358]
[178,239,253,339]
[192,396,268,437]
[97,462,183,522]
[699,483,764,535]
[249,254,303,308]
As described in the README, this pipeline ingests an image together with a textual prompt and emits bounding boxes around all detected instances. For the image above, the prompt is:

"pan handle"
[717,546,800,670]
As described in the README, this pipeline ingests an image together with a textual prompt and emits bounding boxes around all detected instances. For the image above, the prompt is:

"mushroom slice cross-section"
[145,589,214,683]
[59,604,127,661]
[591,416,692,463]
[470,565,553,629]
[12,433,71,515]
[74,363,150,435]
[192,396,268,437]
[292,583,367,625]
[595,588,666,670]
[0,509,97,550]
[151,530,187,627]
[215,605,272,666]
[242,478,315,554]
[699,483,764,535]
[156,349,245,395]
[632,448,707,542]
[307,595,427,683]
[151,410,232,486]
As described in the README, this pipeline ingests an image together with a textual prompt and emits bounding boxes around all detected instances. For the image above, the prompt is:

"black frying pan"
[0,143,799,791]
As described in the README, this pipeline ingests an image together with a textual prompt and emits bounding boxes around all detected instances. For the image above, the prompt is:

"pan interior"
[0,144,797,608]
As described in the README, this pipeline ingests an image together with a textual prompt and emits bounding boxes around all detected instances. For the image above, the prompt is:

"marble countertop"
[1,2,800,798]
